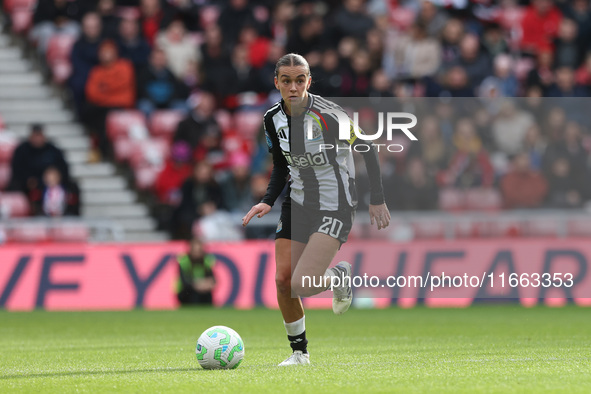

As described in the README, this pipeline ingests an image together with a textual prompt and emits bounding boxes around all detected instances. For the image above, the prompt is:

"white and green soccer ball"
[196,325,245,370]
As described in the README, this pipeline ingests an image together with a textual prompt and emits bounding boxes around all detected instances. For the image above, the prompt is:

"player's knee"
[275,272,291,295]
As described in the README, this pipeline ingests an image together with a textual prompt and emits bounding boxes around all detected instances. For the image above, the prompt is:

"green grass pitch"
[1,306,590,393]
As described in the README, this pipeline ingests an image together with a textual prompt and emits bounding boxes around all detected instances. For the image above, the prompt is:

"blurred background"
[1,0,591,244]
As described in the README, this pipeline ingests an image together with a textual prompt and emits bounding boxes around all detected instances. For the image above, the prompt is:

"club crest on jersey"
[305,109,328,141]
[306,121,323,141]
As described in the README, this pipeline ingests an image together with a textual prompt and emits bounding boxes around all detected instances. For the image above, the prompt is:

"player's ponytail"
[274,53,311,78]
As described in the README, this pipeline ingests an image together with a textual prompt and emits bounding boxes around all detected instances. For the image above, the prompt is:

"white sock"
[284,315,305,336]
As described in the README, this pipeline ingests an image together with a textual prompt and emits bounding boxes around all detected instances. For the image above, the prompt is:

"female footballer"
[242,53,390,366]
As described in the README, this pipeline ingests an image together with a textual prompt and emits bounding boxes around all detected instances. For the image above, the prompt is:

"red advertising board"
[1,239,590,310]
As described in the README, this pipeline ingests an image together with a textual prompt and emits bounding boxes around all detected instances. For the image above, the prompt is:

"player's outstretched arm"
[369,203,391,230]
[242,203,272,227]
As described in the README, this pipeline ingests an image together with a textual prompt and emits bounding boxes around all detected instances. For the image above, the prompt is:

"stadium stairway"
[0,24,168,242]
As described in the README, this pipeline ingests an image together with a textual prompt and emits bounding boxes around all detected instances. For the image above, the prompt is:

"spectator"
[174,92,221,151]
[454,33,492,88]
[172,161,225,240]
[224,44,264,99]
[491,100,535,156]
[244,174,277,239]
[520,0,562,55]
[200,25,233,99]
[239,24,271,69]
[96,0,120,39]
[526,49,555,94]
[137,47,189,116]
[117,17,151,71]
[219,151,252,213]
[545,156,585,208]
[286,14,325,57]
[523,124,547,172]
[368,69,393,99]
[554,18,583,69]
[489,54,518,97]
[30,0,81,54]
[167,0,202,32]
[154,141,193,205]
[217,0,257,46]
[547,66,589,97]
[416,0,448,37]
[406,115,450,177]
[559,0,591,47]
[500,152,548,209]
[439,118,494,189]
[575,51,591,86]
[155,19,201,82]
[310,49,342,97]
[331,0,374,42]
[401,158,439,210]
[426,66,474,97]
[340,49,372,96]
[366,29,384,71]
[9,124,70,195]
[31,166,80,217]
[385,22,441,80]
[482,23,508,58]
[84,40,135,157]
[139,0,173,46]
[176,237,216,305]
[440,18,464,66]
[69,12,102,118]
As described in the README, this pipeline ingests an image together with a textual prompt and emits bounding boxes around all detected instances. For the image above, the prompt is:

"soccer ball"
[196,325,245,370]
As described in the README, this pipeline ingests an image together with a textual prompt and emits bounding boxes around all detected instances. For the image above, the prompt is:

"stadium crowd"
[2,0,591,240]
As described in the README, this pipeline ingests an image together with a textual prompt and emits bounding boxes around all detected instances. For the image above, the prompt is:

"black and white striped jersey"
[261,93,384,212]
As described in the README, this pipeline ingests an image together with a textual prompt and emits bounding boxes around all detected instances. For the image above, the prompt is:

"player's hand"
[242,203,271,227]
[369,203,390,230]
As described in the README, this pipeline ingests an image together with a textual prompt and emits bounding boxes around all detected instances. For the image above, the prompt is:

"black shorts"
[275,198,355,245]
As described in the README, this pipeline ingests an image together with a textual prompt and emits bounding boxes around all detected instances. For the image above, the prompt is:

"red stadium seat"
[129,138,169,169]
[50,223,90,242]
[113,137,133,163]
[465,188,502,211]
[149,110,185,140]
[46,34,76,83]
[233,110,263,139]
[0,192,30,217]
[46,34,76,65]
[106,110,147,140]
[134,165,161,190]
[0,163,11,190]
[0,134,17,163]
[50,61,73,84]
[11,9,33,34]
[4,0,36,13]
[7,223,49,243]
